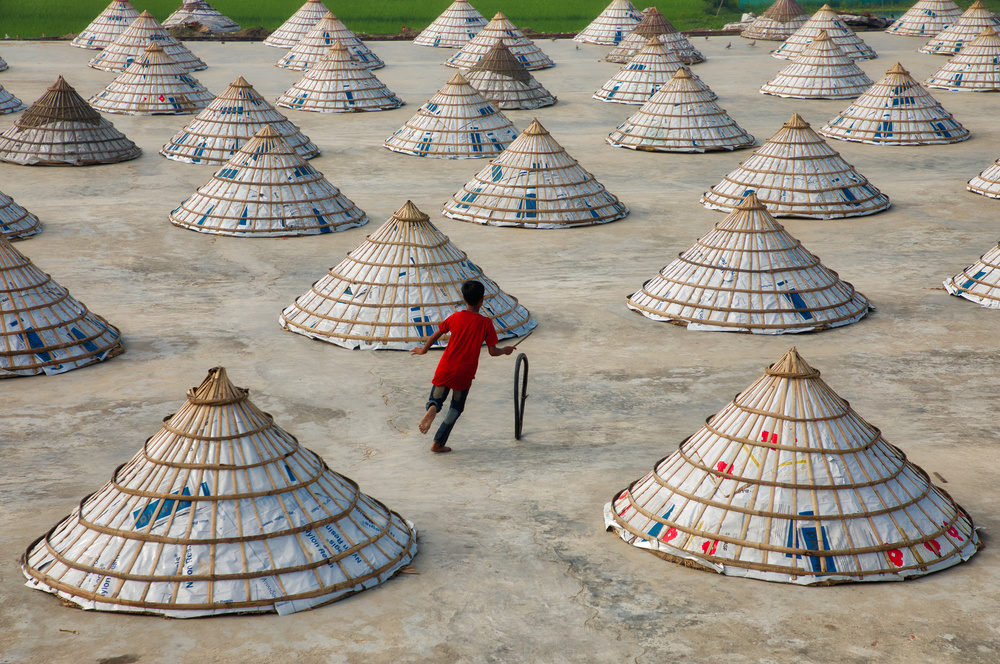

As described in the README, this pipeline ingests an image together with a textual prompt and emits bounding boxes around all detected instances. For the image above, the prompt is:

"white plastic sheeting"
[264,0,330,48]
[574,0,642,45]
[413,0,488,48]
[276,12,383,71]
[925,27,1000,91]
[71,0,140,50]
[163,0,241,33]
[772,5,877,61]
[445,12,553,70]
[90,44,214,116]
[920,0,1000,55]
[595,37,690,105]
[943,243,1000,308]
[606,7,704,64]
[760,31,872,99]
[885,0,962,36]
[88,10,207,73]
[277,42,404,114]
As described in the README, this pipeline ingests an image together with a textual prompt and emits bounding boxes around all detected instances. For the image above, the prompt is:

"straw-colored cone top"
[88,10,207,73]
[772,5,877,61]
[277,42,404,114]
[606,7,705,65]
[384,72,518,159]
[703,113,889,219]
[819,63,969,145]
[0,191,41,241]
[742,0,810,41]
[627,194,871,333]
[280,201,537,350]
[0,85,26,114]
[0,77,141,166]
[574,0,643,45]
[594,37,695,105]
[925,27,1000,90]
[264,0,330,48]
[276,12,384,71]
[0,235,123,377]
[761,31,873,99]
[161,76,319,164]
[90,44,215,115]
[463,42,557,110]
[445,12,554,70]
[72,0,141,50]
[414,0,488,48]
[170,126,366,237]
[607,67,754,152]
[920,1,1000,55]
[442,119,629,229]
[886,0,962,36]
[163,0,241,33]
[944,243,1000,307]
[605,347,980,584]
[22,366,417,616]
[968,155,1000,198]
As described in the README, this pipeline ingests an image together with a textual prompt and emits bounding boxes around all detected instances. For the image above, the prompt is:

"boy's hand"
[410,347,427,356]
[504,346,515,356]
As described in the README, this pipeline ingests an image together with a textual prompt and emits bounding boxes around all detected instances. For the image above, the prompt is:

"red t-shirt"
[432,310,499,390]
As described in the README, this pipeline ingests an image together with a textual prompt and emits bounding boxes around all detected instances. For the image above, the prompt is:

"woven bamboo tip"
[185,366,249,404]
[395,200,430,222]
[230,76,251,87]
[144,42,165,53]
[970,0,985,9]
[765,347,821,378]
[50,76,73,92]
[815,29,830,42]
[979,26,997,38]
[254,124,281,139]
[524,118,547,135]
[735,192,764,210]
[321,11,335,19]
[887,62,909,75]
[492,11,506,20]
[447,71,470,86]
[785,112,809,128]
[327,40,347,53]
[644,36,663,48]
[139,9,153,17]
[672,67,693,80]
[819,3,833,10]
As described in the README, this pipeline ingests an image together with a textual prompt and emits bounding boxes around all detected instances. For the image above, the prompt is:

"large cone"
[0,77,141,166]
[280,201,536,350]
[925,27,1000,91]
[819,63,969,145]
[886,0,962,36]
[605,348,980,584]
[772,5,877,61]
[702,113,889,219]
[627,193,870,333]
[594,37,693,105]
[968,156,1000,198]
[920,1,1000,55]
[22,367,417,616]
[944,244,1000,307]
[90,44,214,115]
[463,42,557,110]
[445,12,554,70]
[276,12,383,71]
[0,235,123,377]
[264,0,330,48]
[443,119,629,229]
[0,85,26,114]
[607,67,754,152]
[742,0,810,41]
[384,72,518,159]
[0,191,41,241]
[760,31,873,99]
[574,0,643,45]
[606,7,704,65]
[169,126,366,237]
[414,0,488,48]
[163,0,241,33]
[88,10,207,73]
[72,0,141,50]
[277,42,404,113]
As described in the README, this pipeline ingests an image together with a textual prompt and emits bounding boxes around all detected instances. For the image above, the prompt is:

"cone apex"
[187,366,248,405]
[322,11,335,19]
[765,347,821,378]
[785,112,809,128]
[735,192,765,210]
[394,200,431,223]
[230,76,251,87]
[447,71,470,85]
[144,42,165,52]
[50,76,72,91]
[887,62,909,75]
[493,11,506,20]
[139,9,153,17]
[673,66,693,79]
[981,26,998,37]
[524,118,548,135]
[254,125,281,138]
[819,3,833,10]
[815,29,830,41]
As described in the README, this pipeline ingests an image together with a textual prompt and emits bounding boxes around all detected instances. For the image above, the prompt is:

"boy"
[410,280,514,453]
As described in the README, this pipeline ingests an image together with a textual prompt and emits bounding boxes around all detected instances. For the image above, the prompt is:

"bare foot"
[431,442,452,453]
[418,407,437,434]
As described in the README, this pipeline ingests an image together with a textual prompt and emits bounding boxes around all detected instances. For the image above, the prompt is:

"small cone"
[163,0,241,33]
[446,12,554,70]
[760,31,873,99]
[606,7,704,65]
[920,0,1000,55]
[414,0,488,48]
[968,156,1000,198]
[925,27,1000,91]
[0,190,41,241]
[264,0,330,48]
[742,0,810,41]
[944,244,1000,308]
[886,0,962,36]
[463,42,557,110]
[574,0,643,45]
[0,85,26,114]
[277,42,404,113]
[90,44,215,115]
[595,37,696,105]
[88,10,207,73]
[0,53,7,72]
[772,4,877,61]
[276,12,383,71]
[71,0,140,50]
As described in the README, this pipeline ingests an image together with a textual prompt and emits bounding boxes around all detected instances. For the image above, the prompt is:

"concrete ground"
[0,33,999,664]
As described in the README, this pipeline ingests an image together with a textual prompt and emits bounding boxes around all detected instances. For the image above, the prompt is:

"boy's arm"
[488,343,515,357]
[410,329,446,355]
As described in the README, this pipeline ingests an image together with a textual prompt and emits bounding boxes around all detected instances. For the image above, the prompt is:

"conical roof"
[920,1,1000,55]
[819,63,969,145]
[607,67,754,152]
[161,76,319,164]
[760,31,873,99]
[0,85,26,114]
[442,119,629,228]
[0,235,123,377]
[0,54,7,72]
[90,44,215,115]
[0,77,141,166]
[574,0,643,45]
[772,4,877,61]
[606,7,705,65]
[742,0,810,41]
[276,12,384,71]
[87,10,207,73]
[264,0,330,48]
[280,200,536,350]
[886,0,962,36]
[277,42,405,113]
[445,12,554,70]
[702,113,889,219]
[0,190,41,241]
[968,156,1000,198]
[605,347,980,584]
[414,0,488,48]
[944,243,1000,307]
[22,366,417,615]
[925,27,1000,91]
[170,126,366,237]
[384,72,518,159]
[71,0,141,50]
[163,0,241,33]
[594,37,696,105]
[463,41,557,110]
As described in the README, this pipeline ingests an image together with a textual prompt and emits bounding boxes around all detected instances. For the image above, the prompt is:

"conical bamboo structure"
[445,12,554,70]
[0,191,41,241]
[169,126,366,237]
[742,0,810,41]
[163,0,241,33]
[886,0,962,36]
[760,31,873,99]
[442,119,629,228]
[0,54,7,72]
[607,67,754,152]
[277,42,404,114]
[944,244,1000,307]
[575,0,643,45]
[90,44,215,116]
[920,1,1000,55]
[0,77,141,166]
[594,37,695,105]
[88,10,207,73]
[264,0,330,48]
[276,12,384,71]
[702,113,889,219]
[413,0,488,48]
[606,7,705,65]
[605,348,980,584]
[280,201,536,350]
[72,0,141,50]
[463,42,557,110]
[925,27,1000,91]
[22,366,417,616]
[0,235,123,377]
[772,5,877,61]
[0,85,26,114]
[384,72,518,159]
[161,76,319,164]
[968,157,1000,198]
[819,63,970,145]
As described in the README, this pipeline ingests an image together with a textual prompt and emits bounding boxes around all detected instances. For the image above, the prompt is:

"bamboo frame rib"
[463,42,557,110]
[277,42,404,114]
[742,0,810,41]
[772,4,877,61]
[264,0,330,48]
[606,7,705,64]
[886,0,962,36]
[413,0,488,48]
[276,12,383,71]
[445,12,553,70]
[90,43,214,116]
[163,1,241,34]
[72,0,140,50]
[574,0,643,45]
[920,1,1000,55]
[88,10,207,73]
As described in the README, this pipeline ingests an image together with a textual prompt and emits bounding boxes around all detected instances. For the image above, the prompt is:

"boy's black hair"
[461,280,485,306]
